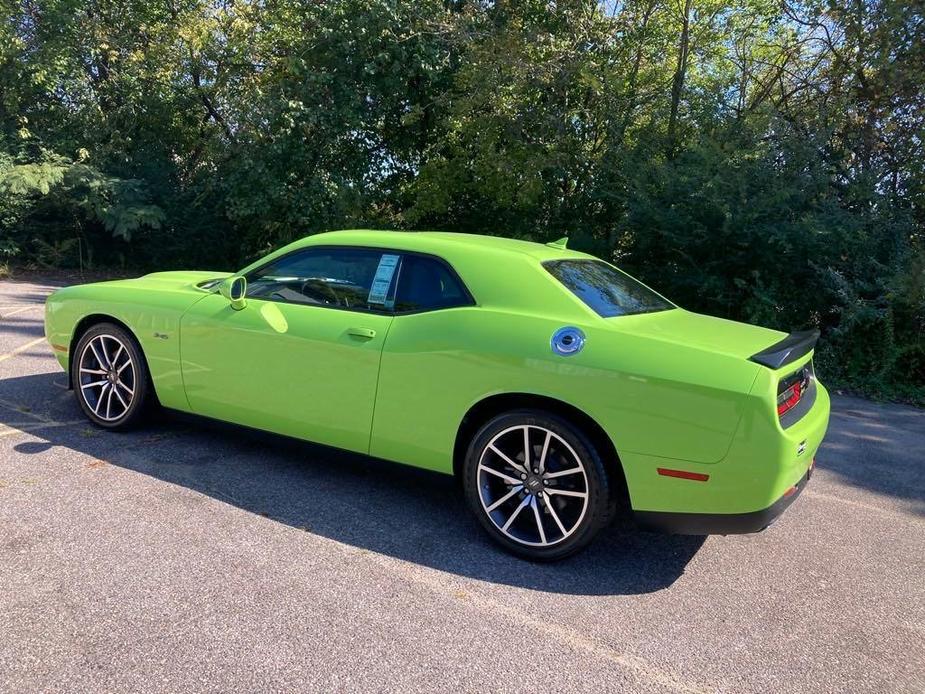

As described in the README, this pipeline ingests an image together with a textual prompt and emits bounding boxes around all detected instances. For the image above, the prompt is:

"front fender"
[45,281,211,411]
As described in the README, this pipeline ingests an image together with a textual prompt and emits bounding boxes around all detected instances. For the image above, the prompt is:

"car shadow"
[1,371,706,596]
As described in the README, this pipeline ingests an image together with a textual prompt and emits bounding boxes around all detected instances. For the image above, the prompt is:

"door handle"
[347,327,376,339]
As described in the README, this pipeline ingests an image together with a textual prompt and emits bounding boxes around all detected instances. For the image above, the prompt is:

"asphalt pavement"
[0,277,923,693]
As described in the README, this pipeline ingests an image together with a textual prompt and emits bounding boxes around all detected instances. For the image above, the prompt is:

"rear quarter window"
[394,254,472,313]
[544,259,673,317]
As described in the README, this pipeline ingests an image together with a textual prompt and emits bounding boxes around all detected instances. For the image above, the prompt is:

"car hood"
[49,270,232,304]
[133,270,231,290]
[608,308,787,361]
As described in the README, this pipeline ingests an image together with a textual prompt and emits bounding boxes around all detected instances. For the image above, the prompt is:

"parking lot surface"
[0,277,923,693]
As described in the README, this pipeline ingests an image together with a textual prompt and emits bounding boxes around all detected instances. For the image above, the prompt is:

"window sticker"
[367,254,400,305]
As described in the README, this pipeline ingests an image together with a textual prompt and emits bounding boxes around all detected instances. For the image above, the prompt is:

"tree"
[0,0,922,399]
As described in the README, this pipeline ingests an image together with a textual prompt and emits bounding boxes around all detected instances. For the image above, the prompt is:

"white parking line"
[0,395,63,424]
[805,489,923,522]
[0,420,84,439]
[0,305,42,318]
[312,529,716,694]
[0,337,48,364]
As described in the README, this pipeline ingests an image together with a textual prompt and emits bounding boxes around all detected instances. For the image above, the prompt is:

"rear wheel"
[71,323,151,430]
[463,409,615,561]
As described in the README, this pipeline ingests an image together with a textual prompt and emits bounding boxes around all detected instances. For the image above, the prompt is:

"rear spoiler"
[749,329,820,370]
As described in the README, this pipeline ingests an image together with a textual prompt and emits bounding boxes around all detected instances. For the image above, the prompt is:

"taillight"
[777,365,811,419]
[777,380,803,416]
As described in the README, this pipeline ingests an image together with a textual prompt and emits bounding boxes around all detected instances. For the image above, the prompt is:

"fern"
[0,150,164,242]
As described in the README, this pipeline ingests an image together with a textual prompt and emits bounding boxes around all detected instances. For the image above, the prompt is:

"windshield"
[544,259,674,317]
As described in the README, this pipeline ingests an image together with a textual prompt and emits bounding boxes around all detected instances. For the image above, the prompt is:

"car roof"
[295,229,594,263]
[238,228,603,321]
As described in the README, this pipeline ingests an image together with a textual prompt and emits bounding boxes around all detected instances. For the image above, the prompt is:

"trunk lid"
[607,308,788,361]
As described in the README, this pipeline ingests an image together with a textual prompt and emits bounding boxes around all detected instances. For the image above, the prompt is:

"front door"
[179,246,398,454]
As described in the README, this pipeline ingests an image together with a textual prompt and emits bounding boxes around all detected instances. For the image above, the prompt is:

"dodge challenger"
[44,230,830,560]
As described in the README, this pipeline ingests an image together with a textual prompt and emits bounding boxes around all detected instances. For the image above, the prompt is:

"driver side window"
[245,247,399,312]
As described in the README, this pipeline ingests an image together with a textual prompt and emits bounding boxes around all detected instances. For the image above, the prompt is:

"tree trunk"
[668,0,693,147]
[616,0,658,145]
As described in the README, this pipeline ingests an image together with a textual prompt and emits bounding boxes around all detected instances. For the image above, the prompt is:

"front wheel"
[462,410,615,561]
[71,323,151,430]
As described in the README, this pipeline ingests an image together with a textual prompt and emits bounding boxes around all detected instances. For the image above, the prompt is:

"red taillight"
[777,380,803,416]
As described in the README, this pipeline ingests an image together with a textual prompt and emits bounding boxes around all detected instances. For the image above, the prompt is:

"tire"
[462,409,615,561]
[71,322,151,430]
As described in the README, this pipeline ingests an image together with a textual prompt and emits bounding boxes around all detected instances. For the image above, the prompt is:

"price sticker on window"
[367,254,400,305]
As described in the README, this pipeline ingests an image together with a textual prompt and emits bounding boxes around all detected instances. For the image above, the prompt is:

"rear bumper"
[634,460,813,535]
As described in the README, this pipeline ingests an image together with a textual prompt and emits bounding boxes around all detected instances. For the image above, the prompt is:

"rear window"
[544,259,674,317]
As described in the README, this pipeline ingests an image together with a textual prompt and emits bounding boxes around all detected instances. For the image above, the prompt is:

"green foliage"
[30,237,79,267]
[0,0,922,400]
[0,145,164,263]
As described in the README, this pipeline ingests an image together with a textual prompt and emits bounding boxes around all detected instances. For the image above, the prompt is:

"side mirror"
[219,276,247,310]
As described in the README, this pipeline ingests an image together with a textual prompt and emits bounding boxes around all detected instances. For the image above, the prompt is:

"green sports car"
[44,230,830,560]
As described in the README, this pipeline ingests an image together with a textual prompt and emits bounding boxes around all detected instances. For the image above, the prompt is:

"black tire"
[71,322,152,430]
[462,409,615,561]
